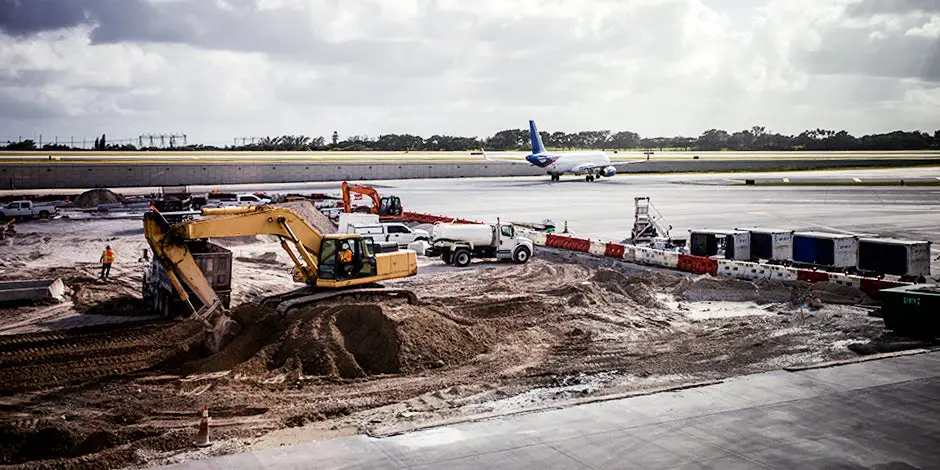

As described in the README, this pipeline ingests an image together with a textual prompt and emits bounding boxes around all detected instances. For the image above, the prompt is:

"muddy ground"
[0,217,924,469]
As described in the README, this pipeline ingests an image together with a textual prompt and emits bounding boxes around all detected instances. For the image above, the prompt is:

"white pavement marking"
[783,177,790,183]
[853,177,862,183]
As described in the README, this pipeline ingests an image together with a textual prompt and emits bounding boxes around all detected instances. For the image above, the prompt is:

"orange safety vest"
[339,250,352,263]
[102,249,115,264]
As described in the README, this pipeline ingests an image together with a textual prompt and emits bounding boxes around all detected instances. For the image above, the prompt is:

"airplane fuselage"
[525,151,610,175]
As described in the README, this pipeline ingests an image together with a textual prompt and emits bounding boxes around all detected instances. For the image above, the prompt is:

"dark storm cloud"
[846,0,940,16]
[0,0,91,37]
[801,27,940,83]
[0,0,457,78]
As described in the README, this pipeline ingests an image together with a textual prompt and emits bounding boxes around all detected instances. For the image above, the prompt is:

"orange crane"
[341,181,404,220]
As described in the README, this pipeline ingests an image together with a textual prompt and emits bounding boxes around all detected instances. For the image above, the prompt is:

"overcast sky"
[1,0,938,146]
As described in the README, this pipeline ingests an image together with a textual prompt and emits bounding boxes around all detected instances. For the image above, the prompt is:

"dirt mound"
[73,189,121,208]
[592,269,666,308]
[183,301,486,379]
[674,276,792,304]
[277,200,337,234]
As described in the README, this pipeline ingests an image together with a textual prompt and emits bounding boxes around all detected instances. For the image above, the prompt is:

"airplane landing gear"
[550,174,560,182]
[585,175,595,182]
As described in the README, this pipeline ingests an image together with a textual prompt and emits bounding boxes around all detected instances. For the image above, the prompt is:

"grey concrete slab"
[159,352,940,470]
[407,443,588,470]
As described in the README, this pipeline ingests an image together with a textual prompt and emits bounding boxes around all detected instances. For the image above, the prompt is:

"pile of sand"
[73,189,121,208]
[183,301,487,379]
[276,200,337,234]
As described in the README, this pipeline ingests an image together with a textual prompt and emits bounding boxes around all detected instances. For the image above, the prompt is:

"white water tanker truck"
[427,220,534,267]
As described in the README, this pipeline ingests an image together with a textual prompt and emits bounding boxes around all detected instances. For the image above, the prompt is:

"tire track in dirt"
[0,321,203,394]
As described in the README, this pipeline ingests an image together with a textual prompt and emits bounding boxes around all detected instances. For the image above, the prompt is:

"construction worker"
[337,242,354,278]
[100,245,115,280]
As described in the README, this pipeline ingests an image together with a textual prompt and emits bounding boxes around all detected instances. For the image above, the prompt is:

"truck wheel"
[452,249,472,267]
[512,246,531,264]
[39,211,50,219]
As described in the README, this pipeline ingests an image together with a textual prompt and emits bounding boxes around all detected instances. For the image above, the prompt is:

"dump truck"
[143,205,419,352]
[427,221,534,267]
[143,240,233,317]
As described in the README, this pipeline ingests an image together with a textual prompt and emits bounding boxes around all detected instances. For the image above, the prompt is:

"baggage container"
[792,232,858,268]
[143,240,232,317]
[689,229,750,260]
[880,284,940,337]
[737,228,793,262]
[857,238,931,279]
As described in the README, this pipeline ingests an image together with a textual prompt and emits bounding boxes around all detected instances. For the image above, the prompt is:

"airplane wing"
[478,149,529,165]
[570,159,647,175]
[608,159,648,169]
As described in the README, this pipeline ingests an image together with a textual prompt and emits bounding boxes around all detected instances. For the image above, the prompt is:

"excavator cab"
[317,236,378,281]
[379,196,403,217]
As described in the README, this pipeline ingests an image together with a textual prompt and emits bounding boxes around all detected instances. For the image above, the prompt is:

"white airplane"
[483,120,646,182]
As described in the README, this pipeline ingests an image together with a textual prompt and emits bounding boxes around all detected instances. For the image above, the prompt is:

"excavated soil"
[73,189,122,208]
[276,200,337,234]
[0,230,911,469]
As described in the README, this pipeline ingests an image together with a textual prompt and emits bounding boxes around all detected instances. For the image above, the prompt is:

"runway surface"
[2,150,939,163]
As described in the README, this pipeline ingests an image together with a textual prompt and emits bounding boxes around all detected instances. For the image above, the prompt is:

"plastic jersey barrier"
[589,240,607,256]
[402,212,485,225]
[828,273,861,289]
[796,269,830,283]
[546,234,590,253]
[860,278,907,299]
[605,243,626,259]
[677,254,718,275]
[469,219,914,299]
[622,245,637,262]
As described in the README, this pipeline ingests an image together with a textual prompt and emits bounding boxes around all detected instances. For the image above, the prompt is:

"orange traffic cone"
[193,404,211,447]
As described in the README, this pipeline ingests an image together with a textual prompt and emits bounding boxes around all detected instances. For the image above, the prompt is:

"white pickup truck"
[0,201,59,220]
[203,193,272,208]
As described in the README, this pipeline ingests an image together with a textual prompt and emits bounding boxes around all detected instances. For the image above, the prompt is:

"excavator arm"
[143,204,418,352]
[341,181,382,215]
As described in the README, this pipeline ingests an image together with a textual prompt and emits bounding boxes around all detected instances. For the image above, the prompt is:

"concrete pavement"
[161,351,940,470]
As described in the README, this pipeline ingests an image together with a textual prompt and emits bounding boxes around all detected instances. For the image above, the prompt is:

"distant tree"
[609,131,640,149]
[94,137,100,150]
[695,129,731,151]
[5,139,36,150]
[100,134,106,150]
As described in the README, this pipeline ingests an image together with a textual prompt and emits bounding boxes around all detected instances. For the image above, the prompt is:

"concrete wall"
[1,158,937,190]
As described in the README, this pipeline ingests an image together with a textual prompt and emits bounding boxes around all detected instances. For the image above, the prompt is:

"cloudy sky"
[1,0,938,146]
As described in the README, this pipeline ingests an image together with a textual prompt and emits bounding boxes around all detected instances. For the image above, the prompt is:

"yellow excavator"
[143,205,418,352]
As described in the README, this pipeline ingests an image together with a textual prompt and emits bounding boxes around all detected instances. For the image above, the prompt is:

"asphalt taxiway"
[162,351,940,470]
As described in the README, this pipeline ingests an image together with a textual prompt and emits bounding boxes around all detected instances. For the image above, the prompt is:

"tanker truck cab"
[432,220,534,267]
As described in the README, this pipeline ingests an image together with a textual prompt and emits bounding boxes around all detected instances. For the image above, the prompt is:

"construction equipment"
[341,181,404,220]
[143,205,418,353]
[631,197,670,243]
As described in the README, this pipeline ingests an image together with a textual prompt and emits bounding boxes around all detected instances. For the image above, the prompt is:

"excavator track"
[0,321,203,394]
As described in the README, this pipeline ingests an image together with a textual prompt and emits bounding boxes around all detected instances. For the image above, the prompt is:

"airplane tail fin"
[529,120,546,155]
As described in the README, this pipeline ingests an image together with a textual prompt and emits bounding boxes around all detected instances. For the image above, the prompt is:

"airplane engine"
[601,166,617,177]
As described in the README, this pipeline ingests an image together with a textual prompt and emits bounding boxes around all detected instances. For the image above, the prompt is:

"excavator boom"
[340,181,404,219]
[143,205,418,352]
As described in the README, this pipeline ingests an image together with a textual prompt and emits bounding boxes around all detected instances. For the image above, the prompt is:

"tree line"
[3,127,940,152]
